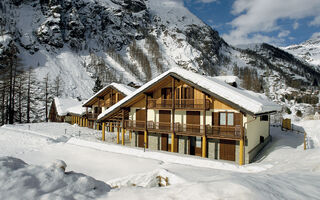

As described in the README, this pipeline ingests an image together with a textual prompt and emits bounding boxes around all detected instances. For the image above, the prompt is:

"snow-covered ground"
[0,122,320,199]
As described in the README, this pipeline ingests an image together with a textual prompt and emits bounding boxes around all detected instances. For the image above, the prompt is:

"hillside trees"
[92,76,103,93]
[129,40,152,82]
[145,35,164,73]
[0,42,23,124]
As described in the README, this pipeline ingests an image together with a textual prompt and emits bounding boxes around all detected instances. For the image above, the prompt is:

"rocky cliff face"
[0,0,319,121]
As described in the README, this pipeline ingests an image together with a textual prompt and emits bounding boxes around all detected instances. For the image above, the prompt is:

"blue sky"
[184,0,320,46]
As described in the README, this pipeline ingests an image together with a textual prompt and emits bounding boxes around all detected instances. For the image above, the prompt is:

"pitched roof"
[82,83,136,107]
[97,67,282,121]
[53,97,86,116]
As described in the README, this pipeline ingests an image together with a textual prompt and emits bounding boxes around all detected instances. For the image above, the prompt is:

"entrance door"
[220,140,236,161]
[138,132,145,148]
[161,134,168,151]
[189,136,202,156]
[189,136,196,155]
[136,109,146,148]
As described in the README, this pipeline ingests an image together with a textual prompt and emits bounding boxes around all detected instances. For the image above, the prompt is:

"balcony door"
[182,87,194,108]
[187,111,201,156]
[186,111,200,133]
[161,88,172,107]
[159,110,171,131]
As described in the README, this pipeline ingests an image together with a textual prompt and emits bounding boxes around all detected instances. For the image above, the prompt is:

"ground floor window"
[196,136,201,148]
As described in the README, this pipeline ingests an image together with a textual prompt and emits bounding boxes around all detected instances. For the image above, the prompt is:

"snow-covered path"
[0,122,320,199]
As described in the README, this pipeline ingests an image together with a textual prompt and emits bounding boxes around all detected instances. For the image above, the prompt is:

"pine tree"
[53,75,62,97]
[43,73,49,122]
[93,77,103,93]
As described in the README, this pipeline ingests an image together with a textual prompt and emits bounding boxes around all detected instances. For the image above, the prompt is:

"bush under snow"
[0,157,111,200]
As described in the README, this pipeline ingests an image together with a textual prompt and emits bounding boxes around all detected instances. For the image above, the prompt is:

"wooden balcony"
[124,120,242,140]
[104,101,116,107]
[147,99,210,110]
[87,113,100,120]
[206,125,242,140]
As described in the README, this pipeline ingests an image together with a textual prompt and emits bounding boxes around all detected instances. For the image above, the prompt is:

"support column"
[117,123,120,144]
[202,92,207,158]
[171,77,175,153]
[86,119,88,127]
[171,133,175,152]
[122,128,125,145]
[202,136,207,158]
[102,122,105,141]
[110,122,113,132]
[129,130,132,141]
[122,109,125,146]
[80,117,82,127]
[144,94,148,148]
[239,138,244,165]
[144,130,148,148]
[97,123,99,130]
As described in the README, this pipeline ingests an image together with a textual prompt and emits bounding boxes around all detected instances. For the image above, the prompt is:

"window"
[219,113,226,125]
[227,113,234,126]
[260,136,265,143]
[168,134,172,144]
[220,112,235,126]
[196,137,201,148]
[260,115,268,121]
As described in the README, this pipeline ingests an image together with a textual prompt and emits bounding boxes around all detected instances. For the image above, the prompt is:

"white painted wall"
[175,111,185,124]
[245,115,269,152]
[148,110,155,121]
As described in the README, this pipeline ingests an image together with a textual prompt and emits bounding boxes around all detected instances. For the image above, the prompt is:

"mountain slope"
[283,34,320,67]
[0,0,319,122]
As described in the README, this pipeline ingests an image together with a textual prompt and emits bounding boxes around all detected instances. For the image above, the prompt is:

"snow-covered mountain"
[1,0,320,121]
[283,34,320,67]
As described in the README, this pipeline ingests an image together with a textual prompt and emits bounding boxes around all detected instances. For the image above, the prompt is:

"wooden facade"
[83,86,127,128]
[96,68,279,165]
[98,75,250,164]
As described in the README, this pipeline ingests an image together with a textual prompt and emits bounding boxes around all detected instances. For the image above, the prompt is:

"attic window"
[260,115,268,121]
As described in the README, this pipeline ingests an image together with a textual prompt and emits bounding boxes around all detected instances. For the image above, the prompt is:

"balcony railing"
[124,120,242,139]
[104,100,116,107]
[87,113,100,120]
[206,125,242,139]
[147,99,210,110]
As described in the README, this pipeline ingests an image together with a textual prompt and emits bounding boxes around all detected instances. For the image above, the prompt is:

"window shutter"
[213,112,219,126]
[234,113,242,126]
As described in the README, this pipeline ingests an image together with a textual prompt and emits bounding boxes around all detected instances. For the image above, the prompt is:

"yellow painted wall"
[213,99,235,110]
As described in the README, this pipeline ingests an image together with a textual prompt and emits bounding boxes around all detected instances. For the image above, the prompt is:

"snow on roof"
[83,83,135,106]
[210,76,240,87]
[54,97,86,116]
[98,68,282,121]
